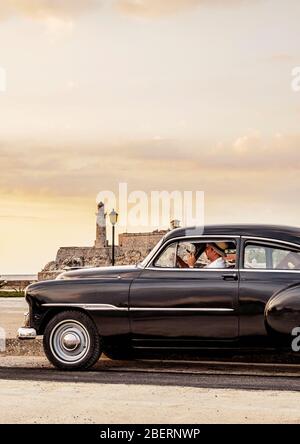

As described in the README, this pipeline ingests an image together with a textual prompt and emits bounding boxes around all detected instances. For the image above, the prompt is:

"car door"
[129,236,240,346]
[239,237,300,341]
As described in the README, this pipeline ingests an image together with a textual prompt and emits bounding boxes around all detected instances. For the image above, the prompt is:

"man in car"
[183,242,229,268]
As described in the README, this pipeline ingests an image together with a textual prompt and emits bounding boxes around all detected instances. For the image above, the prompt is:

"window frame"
[153,241,178,269]
[241,236,300,272]
[148,235,239,271]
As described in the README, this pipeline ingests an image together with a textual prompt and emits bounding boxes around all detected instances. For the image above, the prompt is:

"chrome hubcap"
[62,333,81,351]
[49,320,90,364]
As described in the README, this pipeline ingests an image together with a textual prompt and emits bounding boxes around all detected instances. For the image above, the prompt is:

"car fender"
[26,278,131,337]
[265,283,300,336]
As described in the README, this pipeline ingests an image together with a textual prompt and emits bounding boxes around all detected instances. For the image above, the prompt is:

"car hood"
[56,264,141,280]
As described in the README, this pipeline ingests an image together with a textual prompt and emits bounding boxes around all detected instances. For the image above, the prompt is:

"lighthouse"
[94,202,107,248]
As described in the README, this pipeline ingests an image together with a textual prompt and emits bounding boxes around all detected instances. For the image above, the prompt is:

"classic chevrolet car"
[18,224,300,370]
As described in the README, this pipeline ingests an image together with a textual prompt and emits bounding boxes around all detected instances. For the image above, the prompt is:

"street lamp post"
[109,209,118,266]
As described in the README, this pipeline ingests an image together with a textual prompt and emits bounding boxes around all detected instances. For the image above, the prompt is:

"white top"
[205,257,226,269]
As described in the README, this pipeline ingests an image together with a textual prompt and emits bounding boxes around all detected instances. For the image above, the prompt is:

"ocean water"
[1,275,37,281]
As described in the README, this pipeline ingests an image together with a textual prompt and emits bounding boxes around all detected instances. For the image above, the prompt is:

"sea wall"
[38,230,167,281]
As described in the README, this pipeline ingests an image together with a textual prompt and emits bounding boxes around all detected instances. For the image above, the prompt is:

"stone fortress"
[38,202,178,280]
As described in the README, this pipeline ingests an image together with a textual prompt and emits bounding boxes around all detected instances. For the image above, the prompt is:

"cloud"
[263,53,297,64]
[0,0,255,23]
[116,0,200,17]
[0,132,299,201]
[116,0,252,18]
[0,0,100,22]
[0,214,43,219]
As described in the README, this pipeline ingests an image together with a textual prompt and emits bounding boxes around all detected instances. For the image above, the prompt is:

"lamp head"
[109,209,118,226]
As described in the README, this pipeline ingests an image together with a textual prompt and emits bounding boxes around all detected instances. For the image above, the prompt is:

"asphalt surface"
[0,362,300,392]
[0,366,300,391]
[0,356,300,392]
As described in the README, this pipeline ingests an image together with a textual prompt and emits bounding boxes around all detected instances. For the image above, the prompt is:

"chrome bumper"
[17,327,37,340]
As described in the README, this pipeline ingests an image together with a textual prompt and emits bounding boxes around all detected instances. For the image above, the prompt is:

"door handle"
[222,273,238,281]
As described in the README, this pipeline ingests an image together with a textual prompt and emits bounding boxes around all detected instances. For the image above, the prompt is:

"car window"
[272,247,300,270]
[244,243,300,270]
[139,237,165,268]
[177,242,197,264]
[244,245,267,268]
[153,239,237,269]
[176,240,237,269]
[154,243,177,268]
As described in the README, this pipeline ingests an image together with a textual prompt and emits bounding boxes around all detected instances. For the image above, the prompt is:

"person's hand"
[187,253,196,268]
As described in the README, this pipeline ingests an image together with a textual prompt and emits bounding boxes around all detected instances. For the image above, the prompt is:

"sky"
[0,0,300,273]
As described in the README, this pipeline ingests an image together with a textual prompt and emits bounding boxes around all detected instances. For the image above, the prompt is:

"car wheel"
[43,310,102,370]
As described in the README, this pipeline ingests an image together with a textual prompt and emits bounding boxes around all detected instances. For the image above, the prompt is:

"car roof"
[165,224,300,245]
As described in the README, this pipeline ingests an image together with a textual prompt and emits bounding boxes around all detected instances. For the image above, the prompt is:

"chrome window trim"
[240,268,300,273]
[146,235,238,270]
[146,267,233,272]
[144,234,300,272]
[241,236,300,250]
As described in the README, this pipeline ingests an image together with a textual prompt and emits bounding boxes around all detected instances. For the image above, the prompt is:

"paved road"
[1,365,300,391]
[0,356,300,391]
[1,357,300,423]
[1,356,300,423]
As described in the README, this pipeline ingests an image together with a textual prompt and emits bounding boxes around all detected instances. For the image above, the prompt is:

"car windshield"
[138,237,166,268]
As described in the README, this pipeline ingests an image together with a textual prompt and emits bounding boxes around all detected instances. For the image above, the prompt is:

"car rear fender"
[265,282,300,336]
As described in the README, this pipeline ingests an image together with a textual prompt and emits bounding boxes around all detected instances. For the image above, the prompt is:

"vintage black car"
[18,224,300,370]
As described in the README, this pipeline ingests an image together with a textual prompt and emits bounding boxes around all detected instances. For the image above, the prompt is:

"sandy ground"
[0,298,27,338]
[0,378,300,424]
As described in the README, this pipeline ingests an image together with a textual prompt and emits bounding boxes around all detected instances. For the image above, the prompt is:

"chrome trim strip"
[144,234,300,270]
[241,236,300,250]
[172,235,238,239]
[42,303,128,311]
[240,269,300,273]
[146,266,300,273]
[41,303,233,312]
[146,267,234,272]
[130,307,234,312]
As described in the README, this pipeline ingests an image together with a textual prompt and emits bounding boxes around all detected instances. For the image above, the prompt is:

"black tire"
[43,310,102,370]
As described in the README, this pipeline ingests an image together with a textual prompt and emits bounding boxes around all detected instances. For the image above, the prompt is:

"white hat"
[207,242,229,257]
